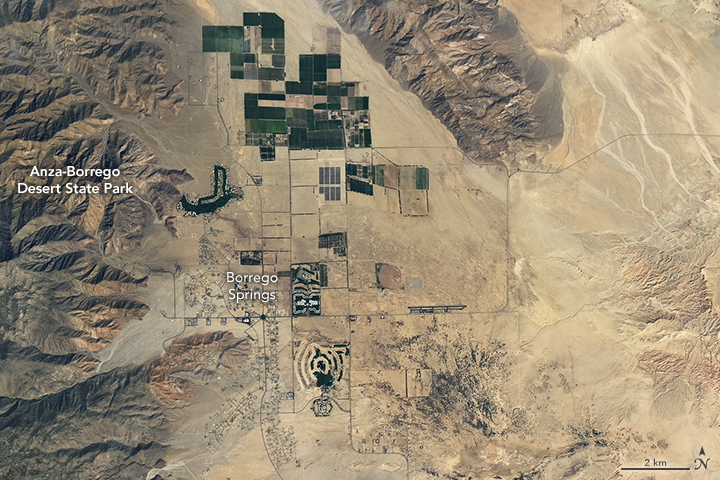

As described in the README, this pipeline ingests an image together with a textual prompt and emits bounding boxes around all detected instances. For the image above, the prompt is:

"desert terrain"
[2,0,720,479]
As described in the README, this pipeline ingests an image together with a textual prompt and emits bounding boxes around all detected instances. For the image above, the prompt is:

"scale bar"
[621,467,691,471]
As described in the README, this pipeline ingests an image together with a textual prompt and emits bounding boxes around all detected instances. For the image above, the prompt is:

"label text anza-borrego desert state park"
[17,166,133,194]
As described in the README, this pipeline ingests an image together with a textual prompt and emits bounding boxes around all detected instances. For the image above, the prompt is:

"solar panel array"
[319,166,341,201]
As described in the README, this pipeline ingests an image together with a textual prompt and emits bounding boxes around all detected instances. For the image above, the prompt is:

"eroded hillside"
[318,0,564,165]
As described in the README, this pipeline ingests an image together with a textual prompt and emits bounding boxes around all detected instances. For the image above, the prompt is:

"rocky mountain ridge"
[318,0,564,165]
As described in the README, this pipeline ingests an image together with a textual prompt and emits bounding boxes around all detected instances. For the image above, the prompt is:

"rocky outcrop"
[0,0,191,401]
[0,1,202,475]
[318,0,564,164]
[613,246,720,331]
[0,331,252,478]
[0,366,168,480]
[149,332,252,403]
[1,0,183,118]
